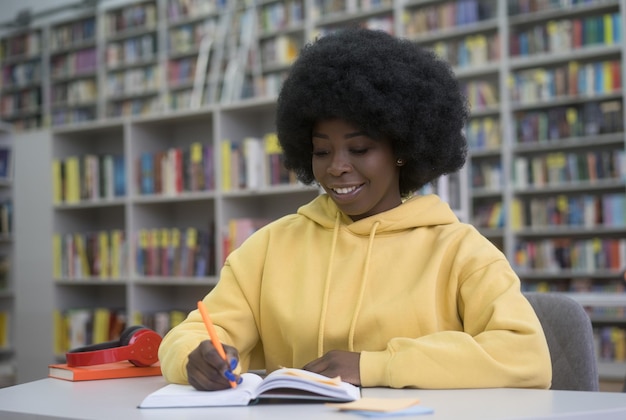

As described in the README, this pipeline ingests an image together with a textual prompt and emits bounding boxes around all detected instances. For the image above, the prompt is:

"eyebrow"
[311,131,367,139]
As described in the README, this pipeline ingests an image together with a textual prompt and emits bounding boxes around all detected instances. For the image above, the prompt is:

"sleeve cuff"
[359,349,392,387]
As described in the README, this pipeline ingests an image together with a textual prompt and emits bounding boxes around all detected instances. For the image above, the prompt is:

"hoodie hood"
[298,193,459,234]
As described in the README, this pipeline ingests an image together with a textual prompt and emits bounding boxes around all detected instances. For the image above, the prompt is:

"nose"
[327,151,351,176]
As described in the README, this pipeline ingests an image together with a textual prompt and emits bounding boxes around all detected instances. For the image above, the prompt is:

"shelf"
[564,293,626,307]
[598,361,626,381]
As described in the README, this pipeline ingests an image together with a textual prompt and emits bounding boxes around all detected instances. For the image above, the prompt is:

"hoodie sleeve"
[158,243,265,385]
[359,259,552,389]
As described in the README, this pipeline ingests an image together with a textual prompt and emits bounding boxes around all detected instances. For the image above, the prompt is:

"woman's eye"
[351,148,368,155]
[312,150,328,157]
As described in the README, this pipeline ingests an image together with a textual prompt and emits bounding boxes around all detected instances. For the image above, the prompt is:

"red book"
[572,19,582,49]
[48,361,161,382]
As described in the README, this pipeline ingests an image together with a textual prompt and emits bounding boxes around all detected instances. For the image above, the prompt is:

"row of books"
[166,0,227,22]
[522,277,624,294]
[106,96,162,118]
[221,134,296,191]
[471,160,502,190]
[104,3,158,36]
[0,256,10,290]
[135,227,216,277]
[50,48,98,80]
[510,13,621,57]
[0,310,8,348]
[53,308,126,355]
[258,0,305,34]
[461,80,499,110]
[510,60,622,105]
[467,116,501,151]
[1,61,42,89]
[105,66,161,98]
[508,0,613,16]
[223,217,271,258]
[51,80,98,106]
[514,100,623,144]
[50,17,96,52]
[0,200,12,235]
[472,201,504,228]
[167,57,197,87]
[520,193,625,229]
[0,147,12,179]
[52,154,126,204]
[312,0,353,16]
[137,143,214,196]
[513,149,626,188]
[169,89,194,110]
[260,35,300,68]
[252,71,286,99]
[0,89,41,116]
[134,309,187,340]
[404,0,497,36]
[596,327,626,363]
[167,19,218,55]
[418,173,463,211]
[513,237,626,272]
[52,230,127,279]
[106,35,156,69]
[0,32,41,59]
[5,116,39,131]
[429,33,500,69]
[51,109,96,127]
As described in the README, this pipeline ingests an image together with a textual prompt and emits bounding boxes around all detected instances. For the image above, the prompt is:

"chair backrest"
[524,292,599,391]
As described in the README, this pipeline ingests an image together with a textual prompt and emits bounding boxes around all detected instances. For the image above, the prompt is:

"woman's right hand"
[186,340,240,391]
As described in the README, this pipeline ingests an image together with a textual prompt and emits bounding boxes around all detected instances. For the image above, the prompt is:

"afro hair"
[276,27,470,196]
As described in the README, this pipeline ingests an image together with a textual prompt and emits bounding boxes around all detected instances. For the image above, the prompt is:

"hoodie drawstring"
[317,212,341,357]
[348,221,379,351]
[317,215,379,356]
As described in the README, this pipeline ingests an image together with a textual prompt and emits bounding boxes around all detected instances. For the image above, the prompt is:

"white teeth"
[333,186,357,194]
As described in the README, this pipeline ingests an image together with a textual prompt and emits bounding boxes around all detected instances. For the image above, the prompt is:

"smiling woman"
[158,28,553,393]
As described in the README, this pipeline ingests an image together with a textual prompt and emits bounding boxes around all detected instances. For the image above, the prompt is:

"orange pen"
[197,301,237,388]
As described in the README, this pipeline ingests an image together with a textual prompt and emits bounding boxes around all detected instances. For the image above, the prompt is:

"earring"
[396,159,404,166]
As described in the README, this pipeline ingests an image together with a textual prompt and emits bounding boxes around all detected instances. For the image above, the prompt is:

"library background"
[0,0,625,391]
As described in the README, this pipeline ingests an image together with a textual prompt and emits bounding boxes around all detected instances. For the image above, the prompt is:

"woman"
[158,28,552,391]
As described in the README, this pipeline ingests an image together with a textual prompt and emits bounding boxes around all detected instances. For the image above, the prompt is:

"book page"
[139,373,263,408]
[253,368,361,402]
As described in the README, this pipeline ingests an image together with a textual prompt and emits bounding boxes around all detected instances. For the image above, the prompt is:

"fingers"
[186,340,241,391]
[302,350,362,386]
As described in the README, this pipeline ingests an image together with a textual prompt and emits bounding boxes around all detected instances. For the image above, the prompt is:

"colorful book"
[48,361,162,382]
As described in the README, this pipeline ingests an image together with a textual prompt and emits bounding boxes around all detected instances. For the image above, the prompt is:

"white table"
[1,376,626,419]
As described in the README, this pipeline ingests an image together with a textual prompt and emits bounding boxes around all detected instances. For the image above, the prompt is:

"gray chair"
[524,292,599,391]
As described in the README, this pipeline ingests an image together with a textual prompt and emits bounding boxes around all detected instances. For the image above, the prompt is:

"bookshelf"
[103,0,163,119]
[49,13,99,127]
[0,121,13,387]
[505,0,626,382]
[0,28,45,131]
[49,97,320,362]
[2,0,623,385]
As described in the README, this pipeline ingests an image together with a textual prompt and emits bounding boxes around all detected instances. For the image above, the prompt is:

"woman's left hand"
[302,350,361,386]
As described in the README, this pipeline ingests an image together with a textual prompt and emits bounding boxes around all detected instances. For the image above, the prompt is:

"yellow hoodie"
[158,194,552,389]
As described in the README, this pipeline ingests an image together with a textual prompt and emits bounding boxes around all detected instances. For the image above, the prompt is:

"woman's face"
[311,118,402,221]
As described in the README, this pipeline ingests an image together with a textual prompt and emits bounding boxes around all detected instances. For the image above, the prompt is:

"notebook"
[138,367,361,408]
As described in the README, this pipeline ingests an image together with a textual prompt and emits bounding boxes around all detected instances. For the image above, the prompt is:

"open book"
[138,367,361,408]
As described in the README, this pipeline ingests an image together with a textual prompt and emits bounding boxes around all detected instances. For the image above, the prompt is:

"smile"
[331,184,363,195]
